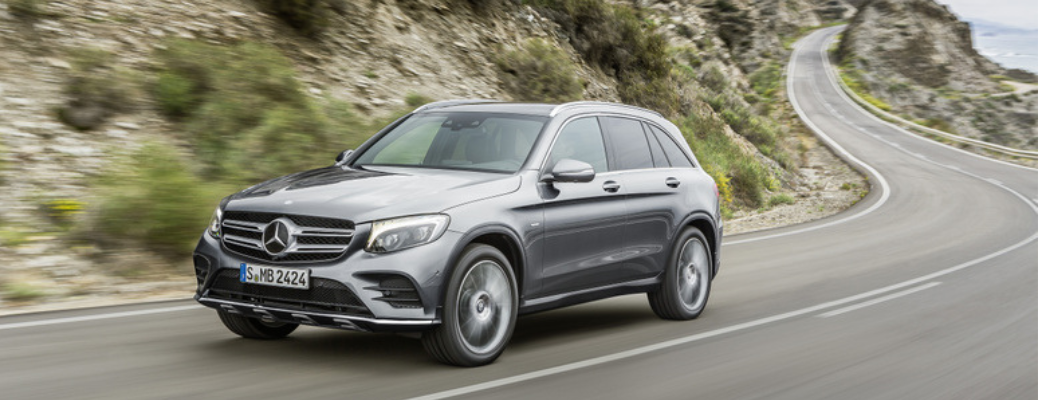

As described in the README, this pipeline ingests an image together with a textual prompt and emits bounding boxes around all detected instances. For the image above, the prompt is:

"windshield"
[352,112,548,173]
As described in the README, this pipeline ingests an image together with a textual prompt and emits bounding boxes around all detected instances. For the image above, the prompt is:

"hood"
[225,165,521,223]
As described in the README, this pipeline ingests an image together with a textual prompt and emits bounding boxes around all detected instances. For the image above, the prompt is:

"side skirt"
[518,276,662,315]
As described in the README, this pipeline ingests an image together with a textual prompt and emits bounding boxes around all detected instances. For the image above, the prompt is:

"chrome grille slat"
[296,245,349,252]
[298,228,354,236]
[223,220,264,232]
[224,234,263,249]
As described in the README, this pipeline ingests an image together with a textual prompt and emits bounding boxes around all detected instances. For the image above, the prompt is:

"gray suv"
[193,100,722,366]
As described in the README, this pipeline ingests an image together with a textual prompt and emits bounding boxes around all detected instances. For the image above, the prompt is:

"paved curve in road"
[1,27,1035,399]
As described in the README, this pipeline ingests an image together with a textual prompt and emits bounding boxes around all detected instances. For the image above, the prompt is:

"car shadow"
[509,301,659,348]
[198,298,660,368]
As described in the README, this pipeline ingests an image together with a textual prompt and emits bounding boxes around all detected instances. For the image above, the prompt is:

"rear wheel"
[218,310,298,339]
[422,244,517,367]
[648,228,712,320]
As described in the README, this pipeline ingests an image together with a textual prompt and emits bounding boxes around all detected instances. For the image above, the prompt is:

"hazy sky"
[935,0,1038,30]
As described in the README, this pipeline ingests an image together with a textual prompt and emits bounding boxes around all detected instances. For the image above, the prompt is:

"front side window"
[548,117,609,173]
[353,113,547,173]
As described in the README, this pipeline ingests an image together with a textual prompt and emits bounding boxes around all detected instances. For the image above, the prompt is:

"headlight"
[366,214,449,253]
[208,207,223,238]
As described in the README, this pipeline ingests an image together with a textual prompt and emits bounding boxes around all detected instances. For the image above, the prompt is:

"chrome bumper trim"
[198,297,439,328]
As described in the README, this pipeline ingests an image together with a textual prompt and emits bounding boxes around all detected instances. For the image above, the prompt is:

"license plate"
[239,263,310,290]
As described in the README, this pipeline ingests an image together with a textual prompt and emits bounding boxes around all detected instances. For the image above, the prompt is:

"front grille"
[220,211,355,264]
[207,269,371,316]
[365,275,423,309]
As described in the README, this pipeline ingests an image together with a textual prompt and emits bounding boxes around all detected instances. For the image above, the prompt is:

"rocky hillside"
[838,0,1038,149]
[0,0,865,306]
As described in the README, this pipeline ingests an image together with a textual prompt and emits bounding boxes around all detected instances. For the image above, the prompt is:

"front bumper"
[193,226,462,332]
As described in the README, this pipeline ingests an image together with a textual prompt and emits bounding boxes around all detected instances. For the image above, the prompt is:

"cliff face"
[838,0,1038,149]
[840,0,1003,92]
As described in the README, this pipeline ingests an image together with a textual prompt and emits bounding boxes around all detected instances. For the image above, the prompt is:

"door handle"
[602,181,621,193]
[665,177,680,188]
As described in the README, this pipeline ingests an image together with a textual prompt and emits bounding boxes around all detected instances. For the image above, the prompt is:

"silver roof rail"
[549,101,664,118]
[412,99,501,113]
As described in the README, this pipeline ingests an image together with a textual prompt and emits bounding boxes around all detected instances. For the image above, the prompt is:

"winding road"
[2,27,1036,399]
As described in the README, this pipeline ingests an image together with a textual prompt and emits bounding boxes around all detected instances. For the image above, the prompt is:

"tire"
[648,227,712,320]
[422,244,518,367]
[218,310,299,339]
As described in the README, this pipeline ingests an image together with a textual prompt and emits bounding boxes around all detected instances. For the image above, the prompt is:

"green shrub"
[748,63,782,99]
[254,0,329,37]
[495,39,584,103]
[677,112,773,209]
[839,65,893,111]
[528,0,679,115]
[155,71,202,119]
[155,40,332,183]
[2,281,46,302]
[405,92,433,108]
[93,143,225,258]
[708,0,752,50]
[767,194,795,207]
[58,48,139,131]
[731,161,766,208]
[700,65,728,93]
[7,0,46,18]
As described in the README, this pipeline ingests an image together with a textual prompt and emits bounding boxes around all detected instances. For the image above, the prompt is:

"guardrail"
[829,58,1038,160]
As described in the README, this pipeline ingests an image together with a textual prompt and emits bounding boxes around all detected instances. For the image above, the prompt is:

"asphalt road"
[2,27,1036,399]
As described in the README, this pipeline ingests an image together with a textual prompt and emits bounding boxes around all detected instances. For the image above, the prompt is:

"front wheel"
[218,310,298,339]
[648,228,712,320]
[422,244,518,367]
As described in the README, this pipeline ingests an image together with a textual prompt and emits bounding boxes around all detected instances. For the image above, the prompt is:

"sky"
[935,0,1038,30]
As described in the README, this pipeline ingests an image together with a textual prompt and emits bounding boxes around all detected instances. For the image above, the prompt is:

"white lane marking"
[0,305,201,331]
[986,178,1003,186]
[410,219,1038,400]
[407,29,1038,400]
[818,282,941,318]
[723,31,894,247]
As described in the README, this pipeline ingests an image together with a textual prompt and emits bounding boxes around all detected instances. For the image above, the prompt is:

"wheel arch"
[445,225,526,298]
[679,212,721,279]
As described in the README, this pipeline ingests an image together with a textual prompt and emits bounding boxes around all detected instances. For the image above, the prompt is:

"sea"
[973,30,1038,74]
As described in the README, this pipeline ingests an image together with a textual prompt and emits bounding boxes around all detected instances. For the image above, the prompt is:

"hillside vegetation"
[0,0,861,302]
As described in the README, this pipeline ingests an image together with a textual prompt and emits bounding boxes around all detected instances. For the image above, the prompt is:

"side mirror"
[335,149,354,165]
[546,159,595,183]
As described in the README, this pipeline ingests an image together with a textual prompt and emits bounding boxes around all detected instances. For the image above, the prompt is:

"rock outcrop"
[839,0,1038,149]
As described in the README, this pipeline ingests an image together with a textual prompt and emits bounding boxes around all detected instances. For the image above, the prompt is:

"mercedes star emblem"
[263,220,291,255]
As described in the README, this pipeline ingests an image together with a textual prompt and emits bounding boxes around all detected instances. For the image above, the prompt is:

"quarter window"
[644,122,669,168]
[601,117,654,171]
[548,117,609,173]
[650,125,694,167]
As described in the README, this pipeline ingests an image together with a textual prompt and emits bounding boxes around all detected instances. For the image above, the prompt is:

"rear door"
[600,117,691,282]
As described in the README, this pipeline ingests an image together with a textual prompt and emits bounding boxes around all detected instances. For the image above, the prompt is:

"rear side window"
[601,117,654,171]
[549,117,609,173]
[649,125,694,167]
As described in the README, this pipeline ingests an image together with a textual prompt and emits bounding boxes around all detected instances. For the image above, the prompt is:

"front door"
[538,117,628,296]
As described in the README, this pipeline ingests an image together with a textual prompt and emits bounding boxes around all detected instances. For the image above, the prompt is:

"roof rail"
[412,99,500,113]
[549,101,663,118]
